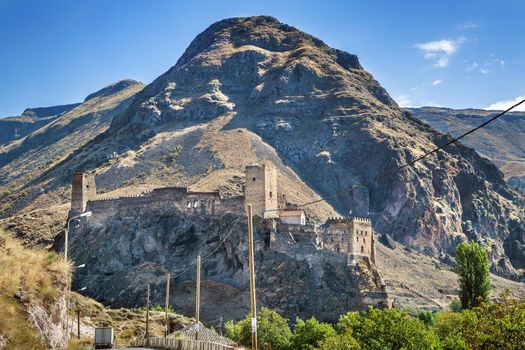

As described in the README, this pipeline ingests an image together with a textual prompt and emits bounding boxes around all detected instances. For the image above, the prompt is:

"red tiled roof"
[279,210,305,217]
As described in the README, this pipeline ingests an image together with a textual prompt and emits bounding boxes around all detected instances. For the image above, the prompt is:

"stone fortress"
[70,163,377,265]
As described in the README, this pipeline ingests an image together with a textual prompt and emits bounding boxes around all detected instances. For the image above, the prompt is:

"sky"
[1,0,524,116]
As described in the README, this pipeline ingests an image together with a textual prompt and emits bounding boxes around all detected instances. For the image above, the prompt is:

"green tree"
[224,307,292,350]
[316,331,361,350]
[291,317,336,350]
[455,241,490,309]
[338,308,440,350]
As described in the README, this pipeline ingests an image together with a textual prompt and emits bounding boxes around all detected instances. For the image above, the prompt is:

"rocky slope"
[408,107,525,193]
[0,79,144,246]
[0,232,69,350]
[0,103,80,146]
[0,15,524,313]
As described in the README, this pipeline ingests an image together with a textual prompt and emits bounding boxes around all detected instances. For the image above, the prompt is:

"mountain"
[1,16,524,312]
[0,79,144,245]
[0,103,80,145]
[408,107,525,193]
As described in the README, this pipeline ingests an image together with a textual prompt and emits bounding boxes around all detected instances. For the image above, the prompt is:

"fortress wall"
[86,188,245,221]
[323,221,350,253]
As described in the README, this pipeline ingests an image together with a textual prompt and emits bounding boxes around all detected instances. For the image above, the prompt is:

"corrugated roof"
[170,323,237,346]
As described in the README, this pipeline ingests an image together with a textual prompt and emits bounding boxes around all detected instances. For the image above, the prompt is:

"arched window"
[269,191,273,198]
[361,246,364,253]
[363,238,366,244]
[357,236,359,242]
[187,201,191,208]
[193,200,199,208]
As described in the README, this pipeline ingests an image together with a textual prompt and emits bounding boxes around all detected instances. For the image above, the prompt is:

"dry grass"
[67,292,193,347]
[0,231,69,349]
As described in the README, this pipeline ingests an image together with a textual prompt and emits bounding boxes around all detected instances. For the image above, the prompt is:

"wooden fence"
[131,337,240,350]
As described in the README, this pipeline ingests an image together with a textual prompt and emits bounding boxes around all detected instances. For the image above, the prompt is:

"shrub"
[337,307,440,350]
[225,308,292,350]
[291,317,336,350]
[449,299,462,312]
[316,331,361,350]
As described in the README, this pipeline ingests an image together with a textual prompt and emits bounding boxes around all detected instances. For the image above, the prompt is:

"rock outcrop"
[66,210,389,322]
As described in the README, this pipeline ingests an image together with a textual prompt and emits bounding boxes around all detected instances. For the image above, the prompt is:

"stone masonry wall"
[70,172,96,216]
[322,218,374,262]
[245,164,278,219]
[86,187,245,222]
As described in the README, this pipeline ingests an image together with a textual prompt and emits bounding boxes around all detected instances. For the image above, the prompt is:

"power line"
[296,99,525,209]
[169,216,242,281]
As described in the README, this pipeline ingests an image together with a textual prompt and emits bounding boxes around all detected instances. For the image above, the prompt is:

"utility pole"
[164,273,170,337]
[219,316,223,336]
[145,284,150,347]
[76,308,80,339]
[247,204,258,350]
[195,255,201,341]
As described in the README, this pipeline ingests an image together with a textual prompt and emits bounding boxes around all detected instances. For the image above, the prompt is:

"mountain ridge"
[0,17,524,313]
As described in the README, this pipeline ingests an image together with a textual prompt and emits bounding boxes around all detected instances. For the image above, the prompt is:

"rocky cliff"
[64,210,389,322]
[408,107,525,193]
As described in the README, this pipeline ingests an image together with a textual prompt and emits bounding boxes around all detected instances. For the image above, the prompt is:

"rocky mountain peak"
[176,16,361,71]
[83,79,143,102]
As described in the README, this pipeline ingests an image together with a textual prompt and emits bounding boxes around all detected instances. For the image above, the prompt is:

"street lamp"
[64,211,92,263]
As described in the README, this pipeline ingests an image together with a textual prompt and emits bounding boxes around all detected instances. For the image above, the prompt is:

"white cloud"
[484,95,525,111]
[466,57,505,75]
[431,79,443,86]
[415,39,460,68]
[395,95,413,108]
[434,57,449,68]
[416,40,457,55]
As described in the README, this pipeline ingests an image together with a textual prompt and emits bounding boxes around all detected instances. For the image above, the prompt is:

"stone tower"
[244,164,278,219]
[348,218,375,264]
[323,217,376,264]
[70,172,96,216]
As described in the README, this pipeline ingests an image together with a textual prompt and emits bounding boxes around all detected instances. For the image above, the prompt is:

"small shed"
[279,209,306,225]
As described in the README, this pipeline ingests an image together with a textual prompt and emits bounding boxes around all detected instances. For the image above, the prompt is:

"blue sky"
[1,0,524,116]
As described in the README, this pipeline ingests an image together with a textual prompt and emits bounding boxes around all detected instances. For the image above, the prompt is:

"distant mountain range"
[408,107,525,193]
[1,16,524,313]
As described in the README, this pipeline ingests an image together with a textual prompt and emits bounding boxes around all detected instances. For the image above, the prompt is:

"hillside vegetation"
[0,231,69,349]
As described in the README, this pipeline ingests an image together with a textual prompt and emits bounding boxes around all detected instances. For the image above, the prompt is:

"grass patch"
[0,231,69,349]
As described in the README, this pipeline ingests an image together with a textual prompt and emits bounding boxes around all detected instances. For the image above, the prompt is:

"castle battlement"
[322,215,376,264]
[69,164,280,220]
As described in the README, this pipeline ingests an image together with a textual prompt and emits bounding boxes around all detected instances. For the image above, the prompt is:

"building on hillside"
[279,209,306,225]
[69,164,279,220]
[244,163,278,219]
[322,217,376,264]
[68,163,377,265]
[70,172,96,216]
